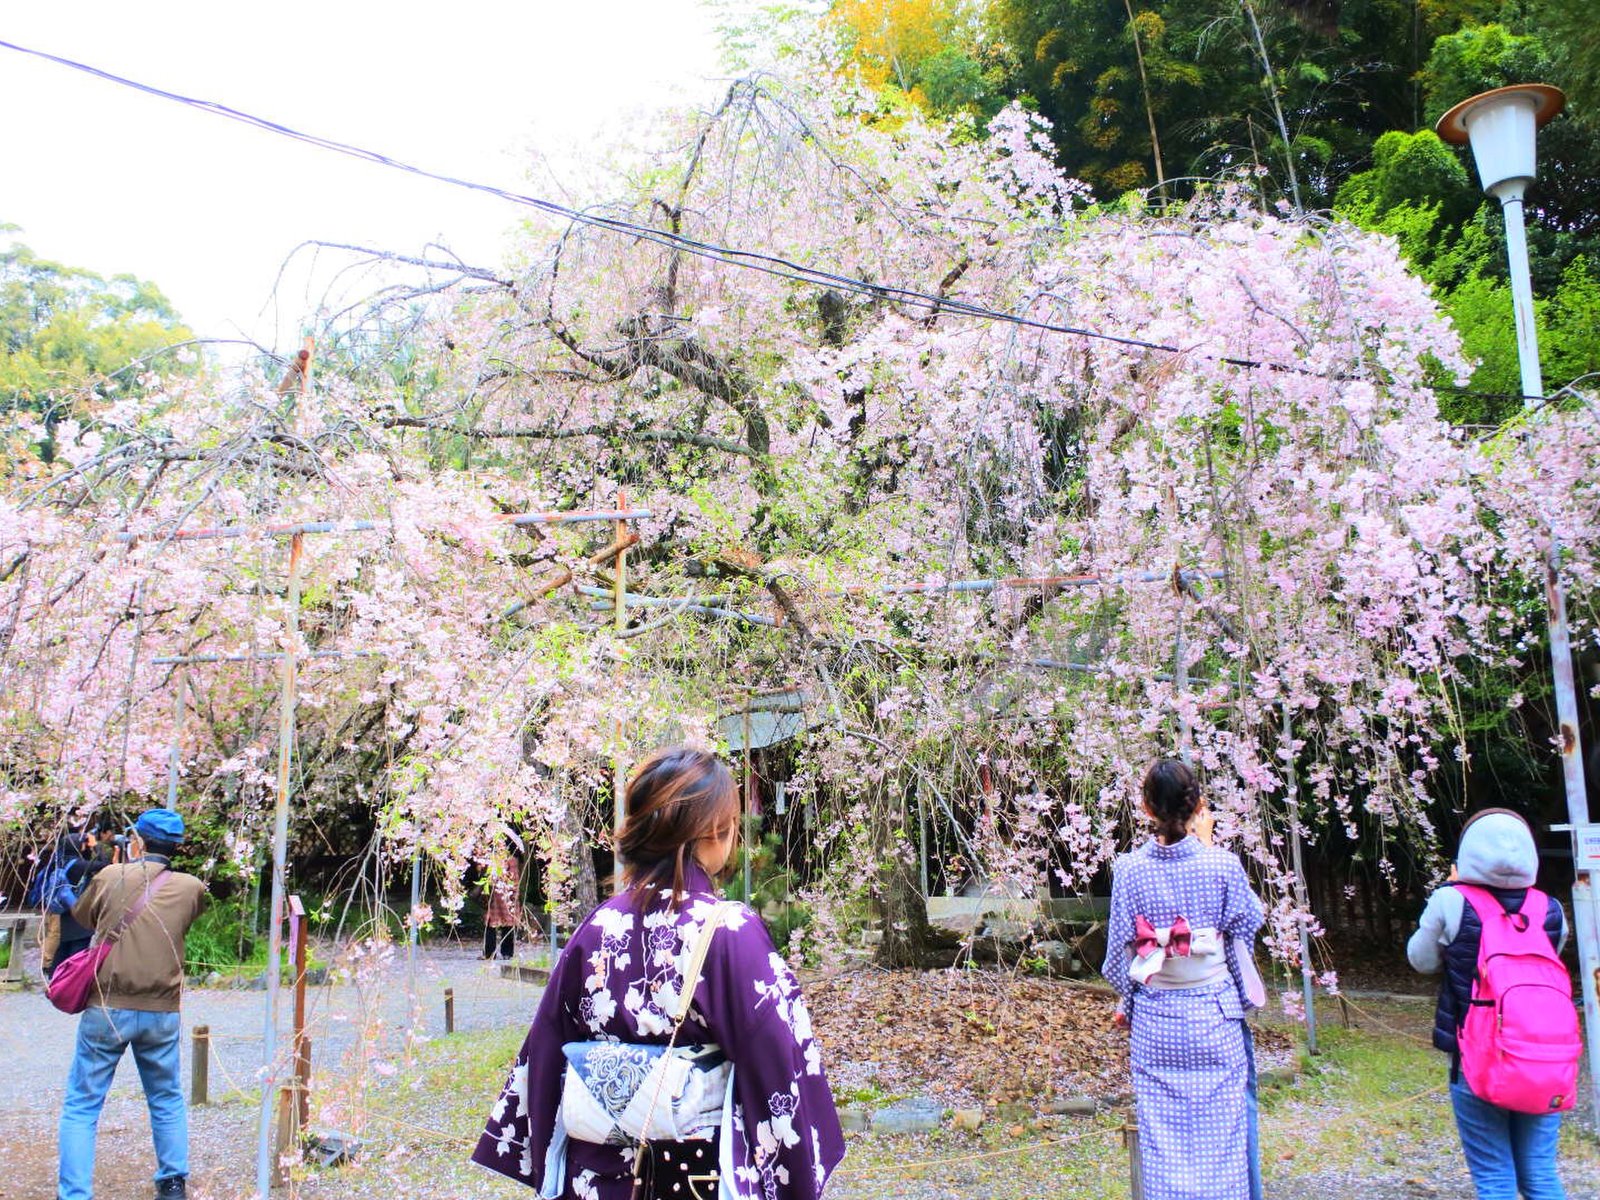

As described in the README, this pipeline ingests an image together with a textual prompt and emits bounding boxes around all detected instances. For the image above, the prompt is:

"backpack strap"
[1453,882,1496,923]
[1456,882,1553,951]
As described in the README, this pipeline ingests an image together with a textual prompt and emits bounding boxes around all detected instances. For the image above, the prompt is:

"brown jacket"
[71,859,207,1012]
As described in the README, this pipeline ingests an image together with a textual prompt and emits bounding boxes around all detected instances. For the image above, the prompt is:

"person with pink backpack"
[1408,808,1579,1200]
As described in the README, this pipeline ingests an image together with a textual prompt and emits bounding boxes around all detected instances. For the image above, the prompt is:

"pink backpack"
[1456,884,1580,1114]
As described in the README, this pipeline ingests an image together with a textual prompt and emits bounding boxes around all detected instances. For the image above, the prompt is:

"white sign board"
[1574,823,1600,871]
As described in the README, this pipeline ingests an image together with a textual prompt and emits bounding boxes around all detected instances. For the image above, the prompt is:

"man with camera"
[58,809,208,1200]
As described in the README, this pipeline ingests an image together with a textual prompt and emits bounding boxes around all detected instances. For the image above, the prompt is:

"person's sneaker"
[155,1177,186,1198]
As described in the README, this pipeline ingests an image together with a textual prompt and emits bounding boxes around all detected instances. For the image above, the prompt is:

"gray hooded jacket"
[1408,811,1567,1062]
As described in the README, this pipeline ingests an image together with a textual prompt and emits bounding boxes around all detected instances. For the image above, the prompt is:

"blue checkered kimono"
[1103,836,1265,1200]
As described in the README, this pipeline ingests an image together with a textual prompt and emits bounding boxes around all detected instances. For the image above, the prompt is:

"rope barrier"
[1328,993,1436,1047]
[205,1036,263,1100]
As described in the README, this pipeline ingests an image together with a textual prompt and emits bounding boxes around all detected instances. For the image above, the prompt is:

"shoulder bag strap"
[98,868,173,948]
[630,901,736,1197]
[672,900,734,1024]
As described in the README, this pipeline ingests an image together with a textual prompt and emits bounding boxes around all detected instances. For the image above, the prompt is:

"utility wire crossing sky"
[0,7,1543,405]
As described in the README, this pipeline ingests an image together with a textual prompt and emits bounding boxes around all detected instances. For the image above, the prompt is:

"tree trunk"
[876,782,934,967]
[570,788,601,917]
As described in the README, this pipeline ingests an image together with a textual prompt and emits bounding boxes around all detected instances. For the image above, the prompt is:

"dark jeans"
[484,925,515,959]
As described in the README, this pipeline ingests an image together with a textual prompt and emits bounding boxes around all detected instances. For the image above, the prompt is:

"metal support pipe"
[1497,190,1545,406]
[917,780,929,898]
[1174,598,1191,762]
[115,507,654,545]
[408,852,420,981]
[154,648,378,666]
[1496,181,1599,1122]
[742,708,754,905]
[1280,704,1318,1055]
[255,530,304,1198]
[823,568,1225,597]
[1572,878,1600,1115]
[611,493,629,898]
[1547,547,1599,1119]
[165,668,184,810]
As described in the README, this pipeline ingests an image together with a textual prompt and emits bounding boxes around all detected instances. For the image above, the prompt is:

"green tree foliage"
[934,2,1600,406]
[987,0,1463,204]
[1,232,194,415]
[828,0,1010,120]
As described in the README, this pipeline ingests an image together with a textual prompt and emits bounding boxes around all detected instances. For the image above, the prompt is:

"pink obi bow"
[1133,914,1191,958]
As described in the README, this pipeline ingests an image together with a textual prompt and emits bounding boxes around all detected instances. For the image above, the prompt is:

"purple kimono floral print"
[473,865,844,1199]
[1103,836,1265,1200]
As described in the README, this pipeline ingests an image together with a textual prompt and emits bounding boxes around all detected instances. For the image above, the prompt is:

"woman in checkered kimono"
[1103,759,1265,1200]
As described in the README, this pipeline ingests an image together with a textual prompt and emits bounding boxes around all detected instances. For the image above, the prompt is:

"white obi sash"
[1129,915,1227,988]
[1129,914,1267,1007]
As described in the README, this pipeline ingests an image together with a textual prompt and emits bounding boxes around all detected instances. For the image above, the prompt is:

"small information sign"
[1574,823,1600,871]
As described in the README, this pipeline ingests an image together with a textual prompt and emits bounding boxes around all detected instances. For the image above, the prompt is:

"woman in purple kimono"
[472,747,845,1200]
[1102,759,1265,1200]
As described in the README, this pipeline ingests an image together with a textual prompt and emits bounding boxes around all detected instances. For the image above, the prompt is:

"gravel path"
[0,943,541,1199]
[5,951,1597,1200]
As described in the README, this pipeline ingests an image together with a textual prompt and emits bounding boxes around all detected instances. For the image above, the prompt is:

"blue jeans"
[1450,1077,1565,1200]
[58,1006,188,1200]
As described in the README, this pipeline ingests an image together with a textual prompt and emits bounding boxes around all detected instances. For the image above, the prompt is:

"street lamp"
[1436,84,1564,404]
[1437,85,1600,1124]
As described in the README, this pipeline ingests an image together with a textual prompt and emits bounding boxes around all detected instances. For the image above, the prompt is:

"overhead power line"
[0,37,1537,404]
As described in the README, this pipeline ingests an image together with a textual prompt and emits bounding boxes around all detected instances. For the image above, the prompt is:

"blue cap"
[134,809,185,844]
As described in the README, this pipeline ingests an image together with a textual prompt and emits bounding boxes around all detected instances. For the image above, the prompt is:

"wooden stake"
[191,1025,209,1107]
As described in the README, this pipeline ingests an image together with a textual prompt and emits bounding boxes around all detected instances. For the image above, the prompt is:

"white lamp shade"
[1464,94,1539,193]
[1435,84,1565,198]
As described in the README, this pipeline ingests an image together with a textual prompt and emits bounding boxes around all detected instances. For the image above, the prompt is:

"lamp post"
[1437,84,1600,1124]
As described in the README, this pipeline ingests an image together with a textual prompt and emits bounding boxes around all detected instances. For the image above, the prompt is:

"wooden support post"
[444,986,456,1034]
[191,1025,210,1107]
[289,895,309,1127]
[296,1037,312,1129]
[273,1084,298,1186]
[1122,1121,1144,1200]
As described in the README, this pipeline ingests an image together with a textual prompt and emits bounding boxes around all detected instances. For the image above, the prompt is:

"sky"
[0,1,732,350]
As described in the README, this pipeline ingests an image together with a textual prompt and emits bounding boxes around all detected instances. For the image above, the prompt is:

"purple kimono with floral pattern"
[472,865,845,1199]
